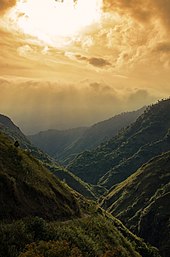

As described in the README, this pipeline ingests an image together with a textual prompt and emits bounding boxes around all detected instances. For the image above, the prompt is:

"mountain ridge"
[0,131,80,221]
[0,113,96,199]
[28,106,145,164]
[101,150,170,257]
[68,99,170,189]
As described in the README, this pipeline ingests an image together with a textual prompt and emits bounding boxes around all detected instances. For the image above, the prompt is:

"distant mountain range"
[69,99,170,189]
[28,107,145,164]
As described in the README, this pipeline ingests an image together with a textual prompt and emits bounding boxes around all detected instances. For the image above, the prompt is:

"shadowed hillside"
[0,114,96,199]
[69,99,170,188]
[0,131,80,221]
[101,151,170,257]
[0,132,161,257]
[28,107,145,164]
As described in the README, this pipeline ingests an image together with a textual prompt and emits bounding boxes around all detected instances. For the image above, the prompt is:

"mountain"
[68,99,170,188]
[101,151,170,257]
[0,114,96,199]
[0,131,80,221]
[0,114,57,164]
[28,107,145,164]
[0,132,160,257]
[0,121,162,257]
[28,127,87,162]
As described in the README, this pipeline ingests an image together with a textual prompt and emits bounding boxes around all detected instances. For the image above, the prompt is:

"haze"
[0,0,169,133]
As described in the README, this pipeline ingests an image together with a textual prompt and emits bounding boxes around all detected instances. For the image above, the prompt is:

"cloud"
[75,54,111,68]
[17,45,35,57]
[89,82,112,92]
[88,57,111,67]
[103,0,170,32]
[0,77,159,134]
[0,0,169,142]
[154,42,170,53]
[0,0,16,15]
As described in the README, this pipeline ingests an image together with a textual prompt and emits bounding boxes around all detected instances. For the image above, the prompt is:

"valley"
[0,99,170,257]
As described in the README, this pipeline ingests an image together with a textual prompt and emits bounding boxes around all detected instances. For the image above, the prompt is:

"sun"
[9,0,102,44]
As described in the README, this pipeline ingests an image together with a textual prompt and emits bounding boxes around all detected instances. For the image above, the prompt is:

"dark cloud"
[155,42,170,52]
[0,0,16,15]
[103,0,152,23]
[89,57,111,67]
[103,0,170,32]
[75,54,111,68]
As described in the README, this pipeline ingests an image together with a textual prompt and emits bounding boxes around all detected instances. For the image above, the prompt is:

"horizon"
[1,102,150,134]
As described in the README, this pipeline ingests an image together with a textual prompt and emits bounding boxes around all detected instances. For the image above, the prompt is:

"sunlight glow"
[11,0,102,43]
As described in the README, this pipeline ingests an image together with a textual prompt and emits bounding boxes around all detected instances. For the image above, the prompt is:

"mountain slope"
[0,131,80,221]
[0,114,57,165]
[28,127,87,161]
[28,107,145,164]
[0,121,162,257]
[0,212,161,257]
[101,151,170,257]
[69,99,170,188]
[0,114,95,199]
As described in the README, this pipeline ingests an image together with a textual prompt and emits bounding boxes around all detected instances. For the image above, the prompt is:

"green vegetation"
[0,114,96,199]
[28,107,145,164]
[0,215,161,257]
[101,151,170,257]
[0,102,169,257]
[48,164,107,199]
[69,99,170,188]
[0,132,80,221]
[0,129,162,257]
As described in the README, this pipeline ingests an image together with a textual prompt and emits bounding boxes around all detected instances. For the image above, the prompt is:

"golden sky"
[0,0,170,133]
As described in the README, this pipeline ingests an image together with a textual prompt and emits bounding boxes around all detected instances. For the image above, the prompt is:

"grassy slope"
[0,132,80,221]
[101,151,170,257]
[0,114,96,199]
[68,99,170,188]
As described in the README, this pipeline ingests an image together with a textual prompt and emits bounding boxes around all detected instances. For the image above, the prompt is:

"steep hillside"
[0,114,95,199]
[101,151,170,257]
[28,107,145,164]
[0,114,57,165]
[69,99,170,188]
[0,131,161,257]
[28,127,87,161]
[0,213,161,257]
[0,131,80,221]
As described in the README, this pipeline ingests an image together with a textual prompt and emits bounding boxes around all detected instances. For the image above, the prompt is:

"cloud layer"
[0,77,158,133]
[0,0,169,133]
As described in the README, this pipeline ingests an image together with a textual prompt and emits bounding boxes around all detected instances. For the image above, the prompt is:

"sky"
[0,0,170,134]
